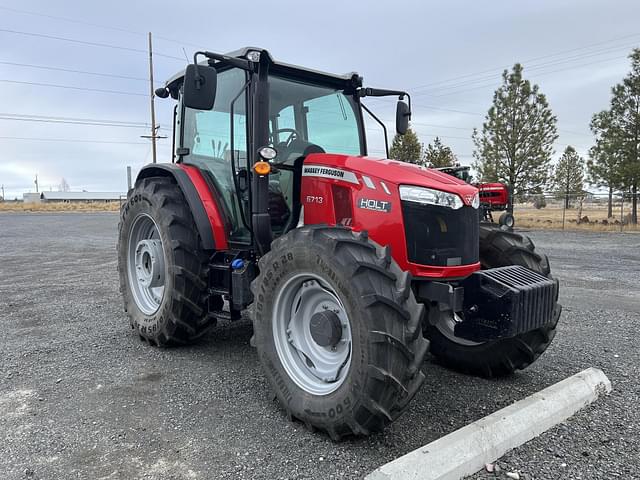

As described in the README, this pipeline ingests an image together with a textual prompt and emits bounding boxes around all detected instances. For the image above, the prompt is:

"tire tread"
[252,225,428,439]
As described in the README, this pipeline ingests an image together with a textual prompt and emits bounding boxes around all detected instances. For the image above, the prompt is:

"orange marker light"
[253,161,271,175]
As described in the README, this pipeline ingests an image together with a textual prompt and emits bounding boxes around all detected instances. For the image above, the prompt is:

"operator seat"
[269,140,324,233]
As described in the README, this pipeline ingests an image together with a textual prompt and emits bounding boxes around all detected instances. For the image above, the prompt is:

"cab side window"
[182,68,250,242]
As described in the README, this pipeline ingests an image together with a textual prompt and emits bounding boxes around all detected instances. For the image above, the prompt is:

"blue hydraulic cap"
[231,259,245,270]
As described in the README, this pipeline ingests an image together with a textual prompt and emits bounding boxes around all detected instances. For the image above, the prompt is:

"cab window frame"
[267,74,367,157]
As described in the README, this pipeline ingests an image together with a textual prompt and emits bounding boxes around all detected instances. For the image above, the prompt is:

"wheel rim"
[127,213,166,315]
[272,273,352,396]
[435,312,484,347]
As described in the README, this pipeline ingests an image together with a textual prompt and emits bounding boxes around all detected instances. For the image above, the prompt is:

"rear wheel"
[117,176,219,346]
[251,226,428,439]
[427,224,561,377]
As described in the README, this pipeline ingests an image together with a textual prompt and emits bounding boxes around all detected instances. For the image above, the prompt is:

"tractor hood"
[300,152,482,279]
[304,153,478,201]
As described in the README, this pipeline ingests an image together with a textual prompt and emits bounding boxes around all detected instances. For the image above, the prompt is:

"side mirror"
[183,63,217,110]
[396,100,411,135]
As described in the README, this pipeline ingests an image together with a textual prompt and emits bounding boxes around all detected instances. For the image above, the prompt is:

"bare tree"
[59,178,70,192]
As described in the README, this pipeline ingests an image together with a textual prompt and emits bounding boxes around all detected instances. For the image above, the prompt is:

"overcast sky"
[1,0,639,199]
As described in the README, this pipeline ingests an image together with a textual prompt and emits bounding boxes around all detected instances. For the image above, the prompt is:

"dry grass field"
[514,202,640,232]
[1,200,638,232]
[0,201,121,213]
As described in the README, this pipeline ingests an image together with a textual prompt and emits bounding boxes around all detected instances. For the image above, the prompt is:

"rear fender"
[136,163,228,250]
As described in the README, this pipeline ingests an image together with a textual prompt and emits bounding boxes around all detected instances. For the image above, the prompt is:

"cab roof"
[164,47,362,96]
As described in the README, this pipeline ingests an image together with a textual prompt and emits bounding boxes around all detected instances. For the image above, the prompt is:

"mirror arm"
[361,102,389,158]
[194,51,253,72]
[357,86,412,120]
[402,92,412,116]
[191,52,205,90]
[358,87,406,97]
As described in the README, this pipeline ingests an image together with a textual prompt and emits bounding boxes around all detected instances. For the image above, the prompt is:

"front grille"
[401,201,479,267]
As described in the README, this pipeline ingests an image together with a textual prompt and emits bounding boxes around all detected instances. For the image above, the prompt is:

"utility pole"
[34,174,39,193]
[127,166,132,190]
[1,184,4,201]
[148,32,157,164]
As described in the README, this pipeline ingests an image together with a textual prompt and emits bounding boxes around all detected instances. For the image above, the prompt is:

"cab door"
[180,68,251,243]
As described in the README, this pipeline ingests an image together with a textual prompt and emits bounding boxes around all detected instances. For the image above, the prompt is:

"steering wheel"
[272,128,301,148]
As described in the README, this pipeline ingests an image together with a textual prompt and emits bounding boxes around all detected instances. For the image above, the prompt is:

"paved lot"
[0,213,638,480]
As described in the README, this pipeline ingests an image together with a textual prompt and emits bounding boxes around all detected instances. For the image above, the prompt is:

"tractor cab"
[436,165,472,183]
[156,48,412,252]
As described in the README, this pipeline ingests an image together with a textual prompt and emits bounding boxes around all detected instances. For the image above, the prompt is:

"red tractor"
[436,165,515,228]
[118,48,560,439]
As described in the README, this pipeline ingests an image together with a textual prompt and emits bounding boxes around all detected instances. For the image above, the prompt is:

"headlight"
[399,185,464,210]
[471,192,480,209]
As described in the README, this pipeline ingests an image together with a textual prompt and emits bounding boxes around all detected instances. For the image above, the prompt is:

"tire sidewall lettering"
[254,238,366,424]
[118,183,174,339]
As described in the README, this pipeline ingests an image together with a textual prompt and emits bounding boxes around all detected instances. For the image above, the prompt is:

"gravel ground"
[0,213,638,480]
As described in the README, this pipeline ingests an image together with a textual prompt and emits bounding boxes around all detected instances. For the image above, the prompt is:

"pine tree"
[553,146,585,208]
[592,49,640,223]
[389,127,422,164]
[423,137,457,168]
[588,111,623,218]
[472,63,558,197]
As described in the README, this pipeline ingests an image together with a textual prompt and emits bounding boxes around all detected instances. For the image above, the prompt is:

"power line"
[371,99,597,140]
[0,61,148,82]
[0,116,150,129]
[368,48,627,108]
[438,44,633,94]
[0,28,183,61]
[0,79,147,96]
[0,5,204,50]
[407,31,640,93]
[412,103,483,116]
[0,112,149,126]
[426,53,630,99]
[0,136,155,145]
[402,121,474,131]
[0,5,144,37]
[419,46,633,96]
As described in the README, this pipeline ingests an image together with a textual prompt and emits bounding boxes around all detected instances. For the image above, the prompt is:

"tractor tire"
[117,176,219,346]
[251,225,428,440]
[498,211,515,229]
[426,224,561,377]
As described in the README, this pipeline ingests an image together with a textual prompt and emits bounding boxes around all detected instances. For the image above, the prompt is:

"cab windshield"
[268,75,362,160]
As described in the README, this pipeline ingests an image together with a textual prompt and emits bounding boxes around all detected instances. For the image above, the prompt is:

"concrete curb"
[366,367,612,480]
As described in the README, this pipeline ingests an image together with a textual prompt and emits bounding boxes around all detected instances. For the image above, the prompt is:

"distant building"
[23,192,126,203]
[23,193,41,204]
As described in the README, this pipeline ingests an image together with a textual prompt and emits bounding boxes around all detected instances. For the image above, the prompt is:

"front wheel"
[499,211,515,229]
[427,224,561,377]
[251,226,428,440]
